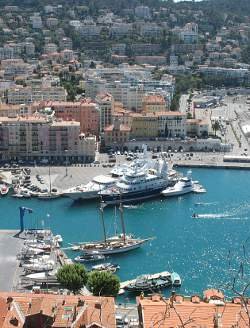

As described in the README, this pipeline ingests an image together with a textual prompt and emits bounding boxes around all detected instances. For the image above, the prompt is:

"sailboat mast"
[100,202,107,244]
[119,200,126,243]
[49,165,51,194]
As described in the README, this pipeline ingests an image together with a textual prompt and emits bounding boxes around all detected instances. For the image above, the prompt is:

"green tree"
[87,271,120,297]
[56,263,88,293]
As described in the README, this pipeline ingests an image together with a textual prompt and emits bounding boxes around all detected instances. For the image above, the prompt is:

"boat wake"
[196,213,231,218]
[123,205,140,209]
[194,202,217,206]
[193,214,248,220]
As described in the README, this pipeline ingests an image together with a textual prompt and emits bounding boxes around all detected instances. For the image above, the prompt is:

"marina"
[0,165,249,301]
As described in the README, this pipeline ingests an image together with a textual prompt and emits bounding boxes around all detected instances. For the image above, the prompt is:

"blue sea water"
[1,168,250,299]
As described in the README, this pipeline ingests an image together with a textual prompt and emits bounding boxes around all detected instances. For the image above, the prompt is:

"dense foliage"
[56,263,88,293]
[87,271,120,297]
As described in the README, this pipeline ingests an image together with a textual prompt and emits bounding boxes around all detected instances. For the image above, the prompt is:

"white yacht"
[161,171,194,197]
[100,159,168,204]
[64,175,116,200]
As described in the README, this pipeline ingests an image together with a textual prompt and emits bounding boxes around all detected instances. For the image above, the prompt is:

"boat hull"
[64,190,99,200]
[81,240,147,255]
[101,186,167,204]
[162,187,193,197]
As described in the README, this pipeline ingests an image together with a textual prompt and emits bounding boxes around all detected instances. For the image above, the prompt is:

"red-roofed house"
[0,293,116,328]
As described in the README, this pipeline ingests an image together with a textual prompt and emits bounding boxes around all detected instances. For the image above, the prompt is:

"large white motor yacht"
[100,159,168,204]
[161,170,194,197]
[64,175,116,200]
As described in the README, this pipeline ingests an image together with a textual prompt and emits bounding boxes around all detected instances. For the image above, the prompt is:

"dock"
[0,228,72,293]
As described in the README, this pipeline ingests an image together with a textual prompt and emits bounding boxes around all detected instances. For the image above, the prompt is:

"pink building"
[31,100,100,136]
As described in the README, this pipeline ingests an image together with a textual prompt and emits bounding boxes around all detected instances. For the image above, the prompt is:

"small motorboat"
[74,253,106,263]
[170,272,182,286]
[92,263,120,273]
[193,183,206,194]
[1,184,9,196]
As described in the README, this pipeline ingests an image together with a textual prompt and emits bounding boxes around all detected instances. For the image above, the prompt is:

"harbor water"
[1,168,250,299]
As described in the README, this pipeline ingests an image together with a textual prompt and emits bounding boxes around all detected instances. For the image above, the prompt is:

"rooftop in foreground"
[137,291,250,328]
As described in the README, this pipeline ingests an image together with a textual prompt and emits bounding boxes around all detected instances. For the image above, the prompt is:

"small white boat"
[193,183,206,193]
[25,270,58,281]
[92,263,120,273]
[74,253,106,263]
[171,272,182,286]
[162,170,194,197]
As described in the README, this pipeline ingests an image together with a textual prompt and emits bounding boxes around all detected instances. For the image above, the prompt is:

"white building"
[44,43,58,54]
[135,6,151,19]
[30,14,43,29]
[7,86,67,104]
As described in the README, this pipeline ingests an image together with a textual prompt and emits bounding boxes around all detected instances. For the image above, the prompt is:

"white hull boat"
[64,175,116,201]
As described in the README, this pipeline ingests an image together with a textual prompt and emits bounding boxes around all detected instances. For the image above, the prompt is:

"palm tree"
[212,120,220,136]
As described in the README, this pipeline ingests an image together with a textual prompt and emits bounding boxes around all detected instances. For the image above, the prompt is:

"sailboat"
[71,201,151,255]
[38,166,61,199]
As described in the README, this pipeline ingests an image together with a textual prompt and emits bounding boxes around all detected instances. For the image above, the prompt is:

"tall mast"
[49,165,51,194]
[119,195,126,243]
[100,200,107,244]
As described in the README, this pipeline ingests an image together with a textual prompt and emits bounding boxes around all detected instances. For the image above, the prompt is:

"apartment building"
[0,115,96,163]
[1,59,34,79]
[30,13,43,29]
[96,93,114,133]
[0,104,29,117]
[186,118,209,137]
[104,118,131,149]
[44,43,58,54]
[142,94,167,113]
[104,110,186,147]
[130,111,186,139]
[135,5,151,18]
[110,23,133,38]
[7,86,67,104]
[31,100,100,135]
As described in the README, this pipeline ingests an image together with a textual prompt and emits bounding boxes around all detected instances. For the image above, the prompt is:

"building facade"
[31,100,100,135]
[0,115,96,163]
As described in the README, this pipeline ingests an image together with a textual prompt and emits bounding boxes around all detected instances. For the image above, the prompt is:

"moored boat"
[92,263,120,273]
[162,170,194,197]
[74,253,106,263]
[124,275,171,293]
[72,202,151,255]
[171,272,182,286]
[64,175,116,201]
[100,158,169,204]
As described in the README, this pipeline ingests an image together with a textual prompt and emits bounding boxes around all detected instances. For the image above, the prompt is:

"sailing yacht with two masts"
[71,201,152,255]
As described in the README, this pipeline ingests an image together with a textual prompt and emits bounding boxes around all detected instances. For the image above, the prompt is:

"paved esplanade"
[0,230,23,291]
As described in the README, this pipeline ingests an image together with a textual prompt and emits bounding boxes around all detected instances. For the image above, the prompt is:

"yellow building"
[130,112,158,138]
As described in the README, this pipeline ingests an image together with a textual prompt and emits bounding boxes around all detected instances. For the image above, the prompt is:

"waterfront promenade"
[0,230,23,291]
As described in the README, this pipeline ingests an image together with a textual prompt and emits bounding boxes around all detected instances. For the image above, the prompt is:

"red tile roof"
[0,293,116,328]
[137,293,250,328]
